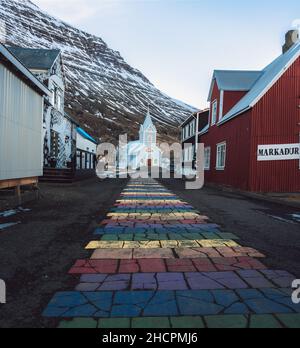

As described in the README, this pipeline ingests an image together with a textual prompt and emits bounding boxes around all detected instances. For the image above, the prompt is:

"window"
[216,142,226,170]
[204,147,211,170]
[189,145,193,161]
[183,120,197,141]
[192,145,195,161]
[219,90,224,121]
[211,100,218,125]
[191,120,195,136]
[76,151,81,169]
[87,154,90,169]
[183,145,192,162]
[52,84,63,112]
[57,92,62,112]
[189,145,194,162]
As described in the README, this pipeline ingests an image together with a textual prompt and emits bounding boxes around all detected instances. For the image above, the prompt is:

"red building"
[200,31,300,193]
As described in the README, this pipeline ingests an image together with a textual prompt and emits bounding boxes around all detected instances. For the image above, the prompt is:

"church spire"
[139,105,157,145]
[143,106,154,129]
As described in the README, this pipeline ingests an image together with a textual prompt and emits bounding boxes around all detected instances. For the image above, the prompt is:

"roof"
[180,109,210,128]
[7,47,60,70]
[180,113,197,127]
[77,127,98,145]
[0,43,50,96]
[208,70,262,101]
[219,41,300,125]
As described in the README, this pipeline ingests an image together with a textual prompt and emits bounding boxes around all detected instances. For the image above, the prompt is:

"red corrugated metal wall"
[223,91,248,115]
[201,82,252,190]
[249,56,300,192]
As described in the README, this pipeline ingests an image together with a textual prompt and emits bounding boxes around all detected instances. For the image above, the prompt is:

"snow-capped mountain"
[0,0,197,142]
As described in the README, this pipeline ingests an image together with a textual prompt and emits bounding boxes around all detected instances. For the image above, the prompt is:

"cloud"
[33,0,120,24]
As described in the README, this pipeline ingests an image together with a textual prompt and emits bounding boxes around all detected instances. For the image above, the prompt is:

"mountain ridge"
[0,0,197,142]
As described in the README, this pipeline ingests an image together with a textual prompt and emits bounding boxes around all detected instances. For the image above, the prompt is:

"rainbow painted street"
[43,179,300,328]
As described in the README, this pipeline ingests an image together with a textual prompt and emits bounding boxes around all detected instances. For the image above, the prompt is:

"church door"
[148,159,152,167]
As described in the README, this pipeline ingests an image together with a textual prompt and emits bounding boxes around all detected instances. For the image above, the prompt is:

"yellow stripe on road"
[85,239,240,250]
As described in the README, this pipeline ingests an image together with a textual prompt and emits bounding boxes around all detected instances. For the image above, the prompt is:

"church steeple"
[139,107,157,145]
[143,107,154,129]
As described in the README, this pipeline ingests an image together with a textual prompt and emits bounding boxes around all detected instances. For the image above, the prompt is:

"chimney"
[282,29,299,53]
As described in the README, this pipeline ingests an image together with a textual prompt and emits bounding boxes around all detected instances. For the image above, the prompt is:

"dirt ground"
[0,178,128,328]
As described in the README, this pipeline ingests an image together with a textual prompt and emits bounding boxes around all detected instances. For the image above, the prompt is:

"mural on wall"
[37,53,76,169]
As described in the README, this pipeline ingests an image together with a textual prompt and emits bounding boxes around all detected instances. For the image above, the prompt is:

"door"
[148,159,152,167]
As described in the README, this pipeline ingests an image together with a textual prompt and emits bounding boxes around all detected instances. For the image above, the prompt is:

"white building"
[0,43,50,191]
[119,111,162,170]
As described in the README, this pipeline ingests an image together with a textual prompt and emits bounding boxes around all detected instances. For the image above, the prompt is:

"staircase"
[39,168,75,184]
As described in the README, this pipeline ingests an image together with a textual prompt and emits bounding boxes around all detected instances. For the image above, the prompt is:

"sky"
[33,0,300,109]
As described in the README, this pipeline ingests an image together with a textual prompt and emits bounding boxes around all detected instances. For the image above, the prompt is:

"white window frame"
[219,90,224,121]
[182,119,197,142]
[191,120,195,136]
[216,142,226,170]
[183,144,193,162]
[211,100,218,125]
[204,147,211,170]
